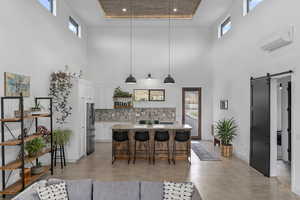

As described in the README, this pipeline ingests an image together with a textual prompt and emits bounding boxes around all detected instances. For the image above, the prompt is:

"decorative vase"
[221,144,233,157]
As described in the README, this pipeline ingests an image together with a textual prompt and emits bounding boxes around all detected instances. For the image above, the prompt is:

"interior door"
[182,88,201,140]
[250,77,271,177]
[287,81,292,162]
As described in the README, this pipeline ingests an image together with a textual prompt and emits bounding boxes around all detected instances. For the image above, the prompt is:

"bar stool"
[173,131,191,164]
[153,130,170,164]
[53,144,66,169]
[134,131,151,164]
[139,120,147,124]
[112,131,130,164]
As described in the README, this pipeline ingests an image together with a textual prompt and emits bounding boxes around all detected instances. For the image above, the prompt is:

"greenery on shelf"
[215,118,237,146]
[25,138,46,157]
[113,87,132,98]
[53,129,72,146]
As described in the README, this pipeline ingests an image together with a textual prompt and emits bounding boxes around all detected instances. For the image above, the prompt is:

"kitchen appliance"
[86,103,95,155]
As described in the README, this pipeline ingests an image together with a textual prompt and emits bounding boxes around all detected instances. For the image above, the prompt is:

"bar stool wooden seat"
[153,130,170,164]
[173,131,191,164]
[134,131,151,164]
[112,131,130,164]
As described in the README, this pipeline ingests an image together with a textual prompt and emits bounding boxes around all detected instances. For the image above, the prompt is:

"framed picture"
[134,89,149,101]
[149,89,165,101]
[4,72,30,97]
[220,100,228,110]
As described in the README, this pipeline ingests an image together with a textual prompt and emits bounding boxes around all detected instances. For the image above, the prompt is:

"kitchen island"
[111,123,192,162]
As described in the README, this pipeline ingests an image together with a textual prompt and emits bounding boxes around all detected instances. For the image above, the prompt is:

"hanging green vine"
[49,71,73,125]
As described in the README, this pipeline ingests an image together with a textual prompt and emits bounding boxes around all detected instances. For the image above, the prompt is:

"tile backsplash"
[95,108,176,123]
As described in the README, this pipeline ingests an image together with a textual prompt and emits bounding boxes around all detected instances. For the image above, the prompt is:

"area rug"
[191,142,221,161]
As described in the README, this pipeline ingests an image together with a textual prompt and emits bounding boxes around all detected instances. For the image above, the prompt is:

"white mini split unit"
[261,25,294,52]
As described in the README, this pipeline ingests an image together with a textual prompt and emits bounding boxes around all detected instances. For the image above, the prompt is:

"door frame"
[182,88,202,140]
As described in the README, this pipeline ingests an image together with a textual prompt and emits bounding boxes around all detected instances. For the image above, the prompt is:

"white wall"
[87,22,214,140]
[0,0,87,190]
[211,0,300,195]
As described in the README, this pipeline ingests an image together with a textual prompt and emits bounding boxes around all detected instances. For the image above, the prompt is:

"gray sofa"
[13,179,202,200]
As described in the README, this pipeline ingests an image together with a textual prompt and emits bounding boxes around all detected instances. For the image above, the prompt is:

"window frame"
[37,0,55,14]
[69,16,80,37]
[149,89,165,102]
[246,0,263,13]
[133,89,166,102]
[219,16,232,37]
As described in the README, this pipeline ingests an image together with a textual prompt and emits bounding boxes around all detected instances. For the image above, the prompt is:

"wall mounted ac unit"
[261,26,294,52]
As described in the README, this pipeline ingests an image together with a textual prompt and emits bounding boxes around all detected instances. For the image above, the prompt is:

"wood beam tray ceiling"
[98,0,202,19]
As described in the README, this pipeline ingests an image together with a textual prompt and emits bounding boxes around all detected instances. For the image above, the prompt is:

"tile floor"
[49,141,300,200]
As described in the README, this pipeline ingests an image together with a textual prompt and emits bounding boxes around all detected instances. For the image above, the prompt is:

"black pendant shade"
[125,74,137,84]
[164,74,175,84]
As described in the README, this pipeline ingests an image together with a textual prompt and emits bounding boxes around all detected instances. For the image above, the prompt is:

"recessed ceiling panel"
[98,0,202,19]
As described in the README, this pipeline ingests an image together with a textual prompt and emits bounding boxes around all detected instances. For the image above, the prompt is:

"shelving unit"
[0,95,53,197]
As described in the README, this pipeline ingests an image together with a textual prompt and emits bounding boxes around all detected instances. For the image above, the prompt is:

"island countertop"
[111,123,192,131]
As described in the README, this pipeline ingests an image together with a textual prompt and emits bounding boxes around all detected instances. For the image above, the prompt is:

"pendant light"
[164,0,175,84]
[125,0,137,84]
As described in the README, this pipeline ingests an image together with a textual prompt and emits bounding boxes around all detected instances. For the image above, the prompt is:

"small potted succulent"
[25,138,46,157]
[31,161,44,175]
[215,118,237,157]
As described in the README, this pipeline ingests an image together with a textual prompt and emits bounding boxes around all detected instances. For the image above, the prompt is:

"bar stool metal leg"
[153,141,156,165]
[173,142,176,165]
[167,142,170,164]
[62,145,66,166]
[127,140,130,164]
[133,140,137,164]
[60,145,63,169]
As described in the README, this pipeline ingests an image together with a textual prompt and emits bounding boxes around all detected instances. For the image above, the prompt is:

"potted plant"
[53,129,72,146]
[215,118,237,157]
[25,138,46,157]
[31,161,44,175]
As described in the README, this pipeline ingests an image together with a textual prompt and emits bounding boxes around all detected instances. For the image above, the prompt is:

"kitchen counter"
[111,123,192,162]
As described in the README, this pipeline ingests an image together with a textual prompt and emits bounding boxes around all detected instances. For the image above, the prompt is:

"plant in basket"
[215,118,237,157]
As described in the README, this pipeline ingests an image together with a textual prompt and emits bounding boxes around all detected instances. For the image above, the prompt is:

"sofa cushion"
[140,181,163,200]
[37,182,68,200]
[66,179,93,200]
[93,181,139,200]
[13,180,47,200]
[47,178,93,200]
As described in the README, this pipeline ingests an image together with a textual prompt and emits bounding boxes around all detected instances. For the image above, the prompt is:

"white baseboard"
[96,139,112,143]
[292,186,300,196]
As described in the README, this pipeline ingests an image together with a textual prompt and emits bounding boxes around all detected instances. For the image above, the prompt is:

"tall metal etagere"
[0,94,53,197]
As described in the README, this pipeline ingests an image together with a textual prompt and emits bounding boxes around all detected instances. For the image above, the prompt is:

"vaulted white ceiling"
[65,0,233,27]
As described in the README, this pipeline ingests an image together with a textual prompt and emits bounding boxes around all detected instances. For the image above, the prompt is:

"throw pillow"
[163,181,194,200]
[37,182,69,200]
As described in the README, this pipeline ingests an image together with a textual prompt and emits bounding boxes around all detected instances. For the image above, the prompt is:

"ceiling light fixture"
[122,8,127,12]
[164,0,175,84]
[173,8,178,12]
[146,73,152,80]
[125,0,136,84]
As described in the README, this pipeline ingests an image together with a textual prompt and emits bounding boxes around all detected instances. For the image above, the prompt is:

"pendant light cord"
[130,0,133,75]
[168,0,171,75]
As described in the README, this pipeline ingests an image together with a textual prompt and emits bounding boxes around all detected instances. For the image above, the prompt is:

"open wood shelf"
[1,96,53,197]
[0,148,51,170]
[0,166,50,195]
[0,113,50,122]
[0,133,44,146]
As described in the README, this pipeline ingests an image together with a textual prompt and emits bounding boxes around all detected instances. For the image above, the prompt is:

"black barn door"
[250,77,271,177]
